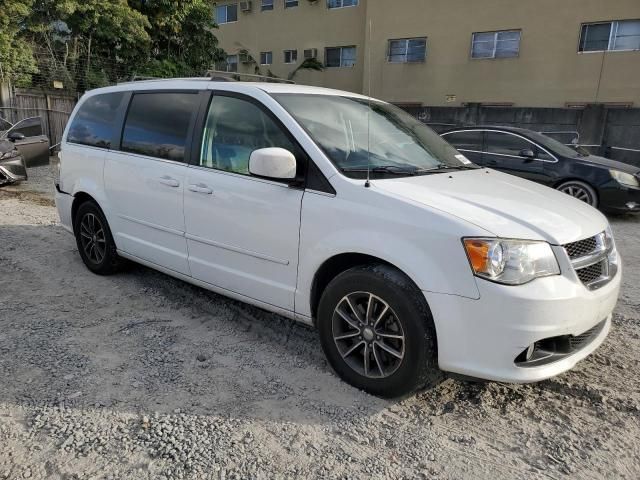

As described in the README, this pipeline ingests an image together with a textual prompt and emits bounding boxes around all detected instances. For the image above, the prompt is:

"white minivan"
[55,79,621,397]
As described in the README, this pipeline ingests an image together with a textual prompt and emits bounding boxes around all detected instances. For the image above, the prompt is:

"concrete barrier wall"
[405,104,640,167]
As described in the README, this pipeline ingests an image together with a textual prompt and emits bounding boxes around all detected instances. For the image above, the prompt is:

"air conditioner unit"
[240,1,252,12]
[304,48,318,59]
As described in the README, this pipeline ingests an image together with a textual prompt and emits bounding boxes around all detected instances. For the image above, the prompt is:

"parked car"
[55,80,621,397]
[0,116,51,186]
[0,131,28,186]
[441,126,640,214]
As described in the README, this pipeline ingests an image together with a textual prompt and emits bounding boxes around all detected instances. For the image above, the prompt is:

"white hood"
[375,169,608,245]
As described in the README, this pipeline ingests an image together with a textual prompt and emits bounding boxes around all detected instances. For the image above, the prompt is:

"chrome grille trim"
[564,237,597,260]
[563,231,616,290]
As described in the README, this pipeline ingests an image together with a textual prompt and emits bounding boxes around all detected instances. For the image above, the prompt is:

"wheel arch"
[71,192,98,229]
[552,177,596,189]
[553,177,600,205]
[310,252,416,322]
[70,191,112,236]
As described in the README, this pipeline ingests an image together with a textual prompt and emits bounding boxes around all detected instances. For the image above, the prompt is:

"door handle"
[486,159,498,166]
[188,183,213,195]
[158,176,180,187]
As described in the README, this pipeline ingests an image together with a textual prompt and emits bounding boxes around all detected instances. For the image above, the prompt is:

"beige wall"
[215,0,640,107]
[215,0,367,94]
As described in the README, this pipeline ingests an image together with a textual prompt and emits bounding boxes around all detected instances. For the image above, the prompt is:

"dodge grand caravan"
[55,79,621,397]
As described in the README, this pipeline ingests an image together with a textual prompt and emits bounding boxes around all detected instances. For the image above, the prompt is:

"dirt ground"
[0,165,639,480]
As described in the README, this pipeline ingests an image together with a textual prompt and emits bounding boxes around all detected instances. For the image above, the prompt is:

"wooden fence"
[0,86,77,149]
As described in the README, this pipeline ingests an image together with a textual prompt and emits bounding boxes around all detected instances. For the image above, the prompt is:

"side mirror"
[249,148,297,180]
[7,132,26,142]
[519,148,535,159]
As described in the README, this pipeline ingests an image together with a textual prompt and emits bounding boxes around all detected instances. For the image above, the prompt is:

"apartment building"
[213,0,640,107]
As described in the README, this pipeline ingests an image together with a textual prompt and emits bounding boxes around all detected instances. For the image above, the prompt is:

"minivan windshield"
[273,94,477,178]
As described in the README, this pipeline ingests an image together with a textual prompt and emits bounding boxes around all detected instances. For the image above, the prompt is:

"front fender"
[295,190,483,318]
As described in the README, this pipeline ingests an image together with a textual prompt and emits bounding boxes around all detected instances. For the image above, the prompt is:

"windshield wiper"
[417,163,479,173]
[340,165,419,175]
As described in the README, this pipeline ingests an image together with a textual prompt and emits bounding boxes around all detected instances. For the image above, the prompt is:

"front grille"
[576,260,605,284]
[563,232,615,290]
[564,237,597,259]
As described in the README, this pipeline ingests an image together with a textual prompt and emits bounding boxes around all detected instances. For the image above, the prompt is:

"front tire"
[317,264,440,398]
[74,201,123,275]
[557,180,598,208]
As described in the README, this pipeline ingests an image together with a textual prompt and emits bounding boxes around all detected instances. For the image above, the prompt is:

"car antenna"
[365,19,373,188]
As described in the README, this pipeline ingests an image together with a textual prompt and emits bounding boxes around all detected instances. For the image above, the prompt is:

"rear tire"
[557,180,598,208]
[317,264,440,398]
[73,201,123,275]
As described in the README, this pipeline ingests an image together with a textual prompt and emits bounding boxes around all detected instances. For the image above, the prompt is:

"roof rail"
[129,75,161,82]
[206,70,295,84]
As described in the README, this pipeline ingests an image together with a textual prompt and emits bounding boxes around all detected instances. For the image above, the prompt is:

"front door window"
[485,131,546,182]
[200,95,299,178]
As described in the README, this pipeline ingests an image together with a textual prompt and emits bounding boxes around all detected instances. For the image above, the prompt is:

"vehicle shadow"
[1,223,425,426]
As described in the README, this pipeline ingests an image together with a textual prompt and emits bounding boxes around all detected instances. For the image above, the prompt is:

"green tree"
[24,0,150,89]
[4,0,224,90]
[130,0,225,77]
[0,0,38,84]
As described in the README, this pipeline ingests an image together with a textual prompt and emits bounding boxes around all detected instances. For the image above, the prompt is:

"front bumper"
[425,254,621,383]
[600,183,640,214]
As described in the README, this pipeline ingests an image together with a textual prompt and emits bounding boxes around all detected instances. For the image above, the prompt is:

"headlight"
[463,238,560,285]
[610,169,639,188]
[0,149,18,160]
[604,225,619,269]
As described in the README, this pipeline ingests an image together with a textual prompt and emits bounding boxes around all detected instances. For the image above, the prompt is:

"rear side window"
[67,92,125,149]
[486,132,531,157]
[121,92,200,162]
[443,131,483,151]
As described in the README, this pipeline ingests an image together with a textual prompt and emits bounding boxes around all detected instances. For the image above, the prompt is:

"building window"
[327,0,358,9]
[388,38,427,63]
[325,46,356,67]
[285,0,299,7]
[284,50,298,64]
[261,0,273,11]
[471,30,521,59]
[260,51,273,65]
[216,4,238,24]
[579,20,640,52]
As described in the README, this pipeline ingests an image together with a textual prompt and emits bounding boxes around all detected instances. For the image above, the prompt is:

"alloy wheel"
[559,184,593,205]
[332,291,405,379]
[79,212,107,265]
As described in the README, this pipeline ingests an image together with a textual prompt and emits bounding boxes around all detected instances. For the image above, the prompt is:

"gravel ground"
[0,165,639,479]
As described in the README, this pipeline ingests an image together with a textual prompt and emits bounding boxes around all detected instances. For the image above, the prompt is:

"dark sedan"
[441,126,640,214]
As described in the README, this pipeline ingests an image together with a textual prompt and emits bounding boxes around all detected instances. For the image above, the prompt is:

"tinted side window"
[121,92,200,162]
[67,92,125,148]
[200,95,298,175]
[486,132,531,157]
[535,147,554,161]
[443,131,483,151]
[9,117,43,137]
